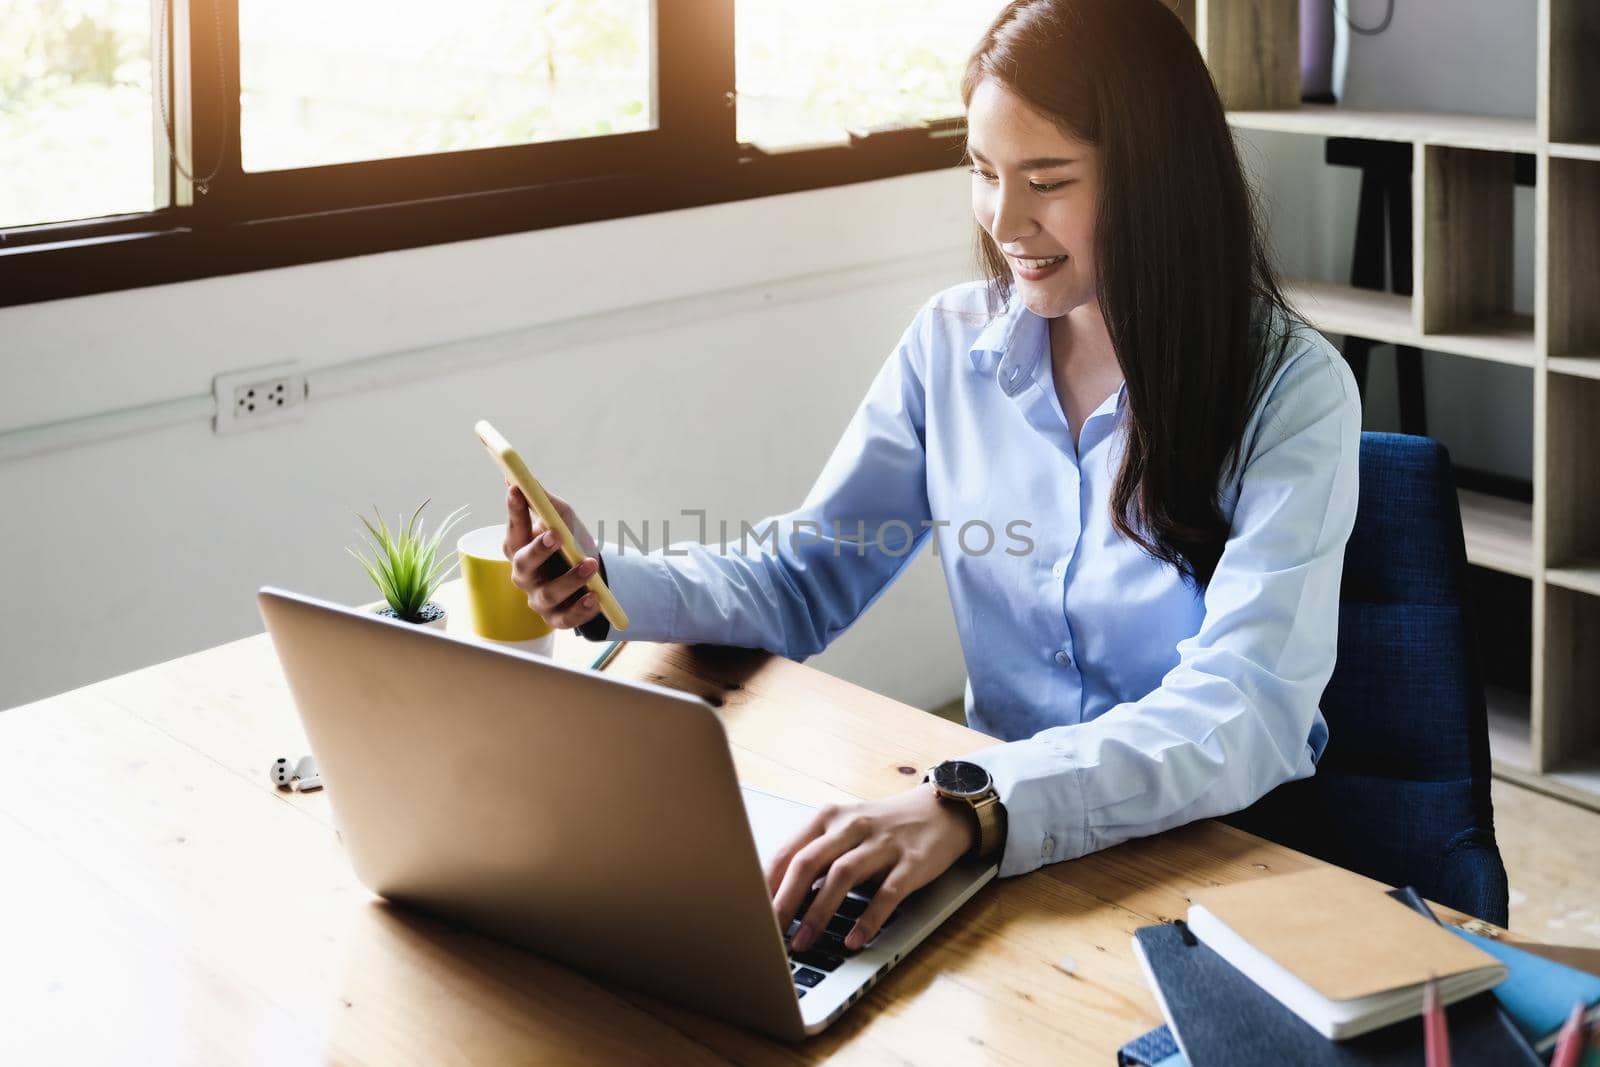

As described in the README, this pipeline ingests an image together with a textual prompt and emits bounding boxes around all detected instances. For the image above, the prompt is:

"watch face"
[933,760,991,797]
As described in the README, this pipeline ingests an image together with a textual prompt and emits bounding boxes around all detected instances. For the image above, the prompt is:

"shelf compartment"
[1543,763,1600,811]
[1549,356,1600,381]
[1548,158,1600,363]
[1485,684,1533,775]
[1285,280,1534,366]
[1458,489,1536,578]
[1539,585,1600,777]
[1546,373,1600,572]
[1420,314,1536,368]
[1494,760,1600,812]
[1421,147,1530,343]
[1551,142,1600,162]
[1283,280,1412,341]
[1196,1,1298,110]
[1226,108,1539,151]
[1548,0,1600,145]
[1546,562,1600,597]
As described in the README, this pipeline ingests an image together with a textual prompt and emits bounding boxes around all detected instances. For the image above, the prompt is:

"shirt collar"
[968,291,1046,397]
[1092,381,1128,422]
[967,290,1130,418]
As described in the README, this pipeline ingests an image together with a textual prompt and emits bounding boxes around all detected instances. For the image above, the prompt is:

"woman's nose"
[989,182,1037,245]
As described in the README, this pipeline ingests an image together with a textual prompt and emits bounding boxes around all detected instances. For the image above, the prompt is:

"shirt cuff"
[961,734,1087,878]
[598,550,679,643]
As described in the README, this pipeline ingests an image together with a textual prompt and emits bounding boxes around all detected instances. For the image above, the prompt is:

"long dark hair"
[963,0,1294,587]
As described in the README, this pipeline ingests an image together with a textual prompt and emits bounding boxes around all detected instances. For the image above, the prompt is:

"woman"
[506,0,1359,960]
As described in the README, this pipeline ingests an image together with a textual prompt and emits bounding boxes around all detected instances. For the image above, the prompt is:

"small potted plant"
[348,499,468,629]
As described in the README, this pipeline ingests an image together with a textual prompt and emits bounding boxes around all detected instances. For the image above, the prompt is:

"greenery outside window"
[0,0,1001,307]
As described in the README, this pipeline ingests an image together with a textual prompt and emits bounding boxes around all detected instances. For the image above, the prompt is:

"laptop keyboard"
[782,884,902,999]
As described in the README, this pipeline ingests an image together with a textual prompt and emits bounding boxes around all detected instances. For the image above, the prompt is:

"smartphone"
[474,419,629,633]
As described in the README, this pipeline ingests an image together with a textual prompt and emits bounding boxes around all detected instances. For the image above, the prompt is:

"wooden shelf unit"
[1421,147,1528,340]
[1459,490,1536,579]
[1549,356,1600,380]
[1549,157,1600,365]
[1546,0,1600,146]
[1227,108,1540,152]
[1547,563,1600,597]
[1284,281,1536,368]
[1184,2,1600,806]
[1551,142,1600,163]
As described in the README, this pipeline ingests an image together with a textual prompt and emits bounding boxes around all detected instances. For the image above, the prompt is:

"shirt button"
[1041,834,1056,859]
[1054,649,1073,668]
[1051,561,1066,579]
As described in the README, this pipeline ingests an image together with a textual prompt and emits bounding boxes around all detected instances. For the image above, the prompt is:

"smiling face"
[966,77,1101,319]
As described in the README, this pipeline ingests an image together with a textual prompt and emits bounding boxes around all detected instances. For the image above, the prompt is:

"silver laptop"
[257,588,997,1040]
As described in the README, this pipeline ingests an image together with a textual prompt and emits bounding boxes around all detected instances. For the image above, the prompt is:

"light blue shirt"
[603,280,1361,877]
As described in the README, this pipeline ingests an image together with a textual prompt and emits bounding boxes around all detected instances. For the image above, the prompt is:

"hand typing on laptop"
[764,784,977,953]
[259,586,1002,1039]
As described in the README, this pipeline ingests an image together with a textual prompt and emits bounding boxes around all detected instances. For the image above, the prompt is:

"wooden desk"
[0,613,1486,1064]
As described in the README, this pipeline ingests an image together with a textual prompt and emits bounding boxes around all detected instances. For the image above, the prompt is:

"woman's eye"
[1030,179,1072,193]
[968,166,998,183]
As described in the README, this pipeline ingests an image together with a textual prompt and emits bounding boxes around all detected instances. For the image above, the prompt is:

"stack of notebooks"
[1119,866,1600,1067]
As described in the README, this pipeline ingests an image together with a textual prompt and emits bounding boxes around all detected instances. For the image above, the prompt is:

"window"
[2,0,986,306]
[1,0,156,230]
[238,0,653,172]
[735,0,1000,151]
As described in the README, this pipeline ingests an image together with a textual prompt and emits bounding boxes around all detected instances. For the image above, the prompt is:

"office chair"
[1227,432,1511,927]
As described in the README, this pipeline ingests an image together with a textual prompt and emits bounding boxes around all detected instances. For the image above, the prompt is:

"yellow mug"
[457,525,556,648]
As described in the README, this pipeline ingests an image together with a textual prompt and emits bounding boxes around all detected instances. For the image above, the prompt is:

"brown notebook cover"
[1188,866,1500,1003]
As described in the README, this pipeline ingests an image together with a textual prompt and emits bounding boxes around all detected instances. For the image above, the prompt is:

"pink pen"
[1423,974,1451,1067]
[1549,1001,1586,1067]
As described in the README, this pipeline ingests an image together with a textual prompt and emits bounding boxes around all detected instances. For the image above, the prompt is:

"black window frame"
[1,0,968,309]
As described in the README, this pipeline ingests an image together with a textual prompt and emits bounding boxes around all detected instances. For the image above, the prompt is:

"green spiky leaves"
[347,499,468,623]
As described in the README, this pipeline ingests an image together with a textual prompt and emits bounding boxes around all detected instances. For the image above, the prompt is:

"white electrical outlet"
[212,363,308,435]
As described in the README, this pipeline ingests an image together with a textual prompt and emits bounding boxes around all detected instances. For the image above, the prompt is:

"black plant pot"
[373,600,448,629]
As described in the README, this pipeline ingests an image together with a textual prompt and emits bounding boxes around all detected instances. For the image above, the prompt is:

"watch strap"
[576,555,611,642]
[969,791,1004,860]
[537,551,611,642]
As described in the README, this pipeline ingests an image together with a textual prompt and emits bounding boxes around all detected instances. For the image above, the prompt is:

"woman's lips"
[1009,253,1068,281]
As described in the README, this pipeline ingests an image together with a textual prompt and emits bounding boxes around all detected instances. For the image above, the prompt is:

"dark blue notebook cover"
[1115,1022,1184,1066]
[1130,916,1542,1067]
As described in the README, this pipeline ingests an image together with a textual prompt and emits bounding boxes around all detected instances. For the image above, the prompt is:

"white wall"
[1,2,1540,712]
[0,171,979,711]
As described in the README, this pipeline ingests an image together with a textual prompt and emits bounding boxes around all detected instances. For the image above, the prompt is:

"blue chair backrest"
[1227,432,1509,925]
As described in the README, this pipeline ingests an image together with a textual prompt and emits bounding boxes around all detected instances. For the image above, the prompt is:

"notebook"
[1116,1022,1185,1067]
[1444,926,1600,1053]
[1130,920,1540,1066]
[1185,866,1507,1039]
[1120,886,1567,1066]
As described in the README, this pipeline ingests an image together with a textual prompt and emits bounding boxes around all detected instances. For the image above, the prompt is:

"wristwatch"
[924,759,1006,862]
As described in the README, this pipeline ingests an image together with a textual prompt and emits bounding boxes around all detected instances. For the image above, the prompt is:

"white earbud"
[293,755,322,792]
[270,754,322,791]
[270,757,297,789]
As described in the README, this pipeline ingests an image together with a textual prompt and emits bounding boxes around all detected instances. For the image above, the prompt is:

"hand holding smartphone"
[474,420,629,632]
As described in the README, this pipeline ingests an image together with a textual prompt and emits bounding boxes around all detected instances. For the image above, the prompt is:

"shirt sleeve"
[964,337,1362,877]
[598,310,936,660]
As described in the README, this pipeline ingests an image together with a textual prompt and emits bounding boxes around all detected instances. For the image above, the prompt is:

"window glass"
[239,0,653,172]
[2,0,156,229]
[735,1,1003,149]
